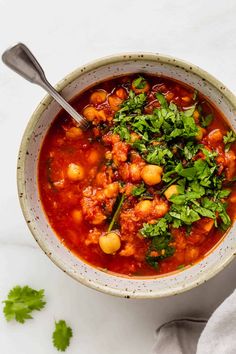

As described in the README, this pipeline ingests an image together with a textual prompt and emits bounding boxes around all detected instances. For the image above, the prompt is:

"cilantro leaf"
[201,198,231,229]
[132,183,147,197]
[156,93,168,108]
[120,91,147,112]
[3,285,46,323]
[145,234,175,268]
[141,218,169,238]
[201,114,213,128]
[133,76,147,89]
[146,145,173,165]
[170,191,204,205]
[183,142,201,160]
[52,320,73,352]
[169,205,200,225]
[193,90,198,101]
[142,219,175,268]
[223,130,236,151]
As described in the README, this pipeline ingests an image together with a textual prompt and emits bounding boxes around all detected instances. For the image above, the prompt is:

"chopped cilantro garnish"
[223,130,236,151]
[156,92,168,108]
[132,183,147,197]
[141,218,169,238]
[109,81,233,269]
[201,114,213,128]
[141,219,175,268]
[133,76,147,89]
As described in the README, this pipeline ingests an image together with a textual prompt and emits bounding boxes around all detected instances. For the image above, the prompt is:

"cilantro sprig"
[141,219,175,268]
[3,285,46,323]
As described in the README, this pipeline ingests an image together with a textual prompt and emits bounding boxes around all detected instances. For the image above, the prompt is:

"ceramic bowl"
[17,53,236,298]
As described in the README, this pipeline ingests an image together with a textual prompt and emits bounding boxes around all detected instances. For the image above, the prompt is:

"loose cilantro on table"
[3,285,46,323]
[52,320,73,352]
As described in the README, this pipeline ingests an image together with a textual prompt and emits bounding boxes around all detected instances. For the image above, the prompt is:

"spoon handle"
[2,43,89,129]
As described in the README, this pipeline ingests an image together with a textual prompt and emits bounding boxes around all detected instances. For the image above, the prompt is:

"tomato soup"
[38,75,236,276]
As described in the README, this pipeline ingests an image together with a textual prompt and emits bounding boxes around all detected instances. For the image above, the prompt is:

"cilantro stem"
[107,194,125,232]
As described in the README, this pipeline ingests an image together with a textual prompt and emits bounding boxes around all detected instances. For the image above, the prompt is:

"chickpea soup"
[38,75,236,276]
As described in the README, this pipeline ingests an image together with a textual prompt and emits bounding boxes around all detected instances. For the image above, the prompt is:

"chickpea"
[99,231,121,254]
[108,95,123,111]
[165,92,174,101]
[90,90,107,105]
[202,218,214,233]
[164,184,179,200]
[135,200,153,217]
[115,88,127,99]
[181,96,191,102]
[131,78,150,94]
[196,126,206,141]
[87,149,101,165]
[141,165,163,186]
[130,163,141,182]
[72,209,83,224]
[83,106,98,121]
[130,132,140,143]
[208,129,223,144]
[104,182,119,198]
[193,110,200,122]
[153,201,169,218]
[66,126,83,140]
[67,163,85,181]
[97,109,107,121]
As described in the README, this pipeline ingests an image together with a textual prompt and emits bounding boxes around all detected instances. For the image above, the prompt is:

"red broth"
[38,75,236,276]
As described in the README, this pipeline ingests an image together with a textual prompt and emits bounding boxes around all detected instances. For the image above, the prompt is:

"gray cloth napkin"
[152,318,207,354]
[197,290,236,354]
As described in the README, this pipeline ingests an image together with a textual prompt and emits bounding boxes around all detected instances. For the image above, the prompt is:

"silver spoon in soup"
[2,43,89,130]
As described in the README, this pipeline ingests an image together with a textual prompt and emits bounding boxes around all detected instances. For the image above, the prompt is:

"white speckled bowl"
[17,53,236,298]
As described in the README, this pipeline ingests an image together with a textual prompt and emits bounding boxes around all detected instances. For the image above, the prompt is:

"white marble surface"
[1,0,236,353]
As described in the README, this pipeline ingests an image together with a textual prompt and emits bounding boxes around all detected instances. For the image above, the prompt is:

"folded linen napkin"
[197,289,236,354]
[152,290,236,354]
[153,318,207,354]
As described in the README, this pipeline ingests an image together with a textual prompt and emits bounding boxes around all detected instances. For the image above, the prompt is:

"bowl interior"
[18,54,236,298]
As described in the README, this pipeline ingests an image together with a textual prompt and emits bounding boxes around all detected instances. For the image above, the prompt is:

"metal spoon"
[2,43,89,129]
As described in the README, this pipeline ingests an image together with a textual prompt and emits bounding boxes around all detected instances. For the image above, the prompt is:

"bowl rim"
[17,52,236,298]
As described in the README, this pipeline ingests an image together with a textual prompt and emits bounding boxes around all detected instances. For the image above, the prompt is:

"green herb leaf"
[3,286,46,323]
[193,90,198,101]
[156,93,168,108]
[146,145,173,165]
[141,218,169,238]
[52,320,73,352]
[132,183,147,197]
[133,76,147,89]
[108,194,125,232]
[223,130,236,151]
[201,114,213,128]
